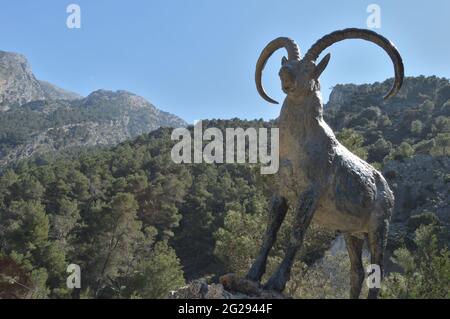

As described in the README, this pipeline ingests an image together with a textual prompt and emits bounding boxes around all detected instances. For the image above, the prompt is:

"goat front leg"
[264,187,320,292]
[246,195,288,282]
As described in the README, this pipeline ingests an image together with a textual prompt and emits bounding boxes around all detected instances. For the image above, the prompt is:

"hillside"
[37,80,82,101]
[0,51,186,166]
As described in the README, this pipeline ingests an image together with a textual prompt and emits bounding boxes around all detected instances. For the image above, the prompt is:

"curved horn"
[304,28,404,99]
[255,37,300,104]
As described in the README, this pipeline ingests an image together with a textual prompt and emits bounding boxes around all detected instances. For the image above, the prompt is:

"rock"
[169,280,233,299]
[383,155,450,225]
[0,51,80,108]
[169,274,286,299]
[382,155,450,254]
[326,84,361,112]
[219,273,261,296]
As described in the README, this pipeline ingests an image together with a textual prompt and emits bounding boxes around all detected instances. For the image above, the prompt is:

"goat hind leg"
[264,187,319,292]
[367,217,389,299]
[344,234,365,299]
[246,195,288,282]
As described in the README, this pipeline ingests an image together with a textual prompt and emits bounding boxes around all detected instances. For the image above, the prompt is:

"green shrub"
[382,225,450,299]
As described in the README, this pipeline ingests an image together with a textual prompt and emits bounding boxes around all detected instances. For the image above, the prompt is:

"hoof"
[263,277,286,292]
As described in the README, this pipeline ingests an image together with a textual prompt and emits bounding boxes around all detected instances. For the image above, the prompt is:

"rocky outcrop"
[0,51,46,109]
[0,51,80,110]
[383,155,450,252]
[326,84,362,111]
[169,274,286,299]
[383,155,450,224]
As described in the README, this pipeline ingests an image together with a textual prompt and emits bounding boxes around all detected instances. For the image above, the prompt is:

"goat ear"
[314,53,331,78]
[281,56,288,66]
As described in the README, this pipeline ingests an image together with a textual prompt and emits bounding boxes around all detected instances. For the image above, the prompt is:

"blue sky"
[1,1,449,122]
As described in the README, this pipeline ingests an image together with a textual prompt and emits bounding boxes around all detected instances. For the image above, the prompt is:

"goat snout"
[282,81,296,93]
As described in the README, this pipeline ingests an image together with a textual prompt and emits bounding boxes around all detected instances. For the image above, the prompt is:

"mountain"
[0,51,81,110]
[37,80,82,101]
[0,89,186,166]
[0,51,186,166]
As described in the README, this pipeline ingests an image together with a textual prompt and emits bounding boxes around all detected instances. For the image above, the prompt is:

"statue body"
[279,92,391,234]
[246,28,403,299]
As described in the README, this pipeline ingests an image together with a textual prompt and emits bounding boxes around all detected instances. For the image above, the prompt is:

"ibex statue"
[246,28,403,299]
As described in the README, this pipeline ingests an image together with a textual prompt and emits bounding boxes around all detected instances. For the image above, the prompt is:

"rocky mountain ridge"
[0,51,81,110]
[0,50,186,166]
